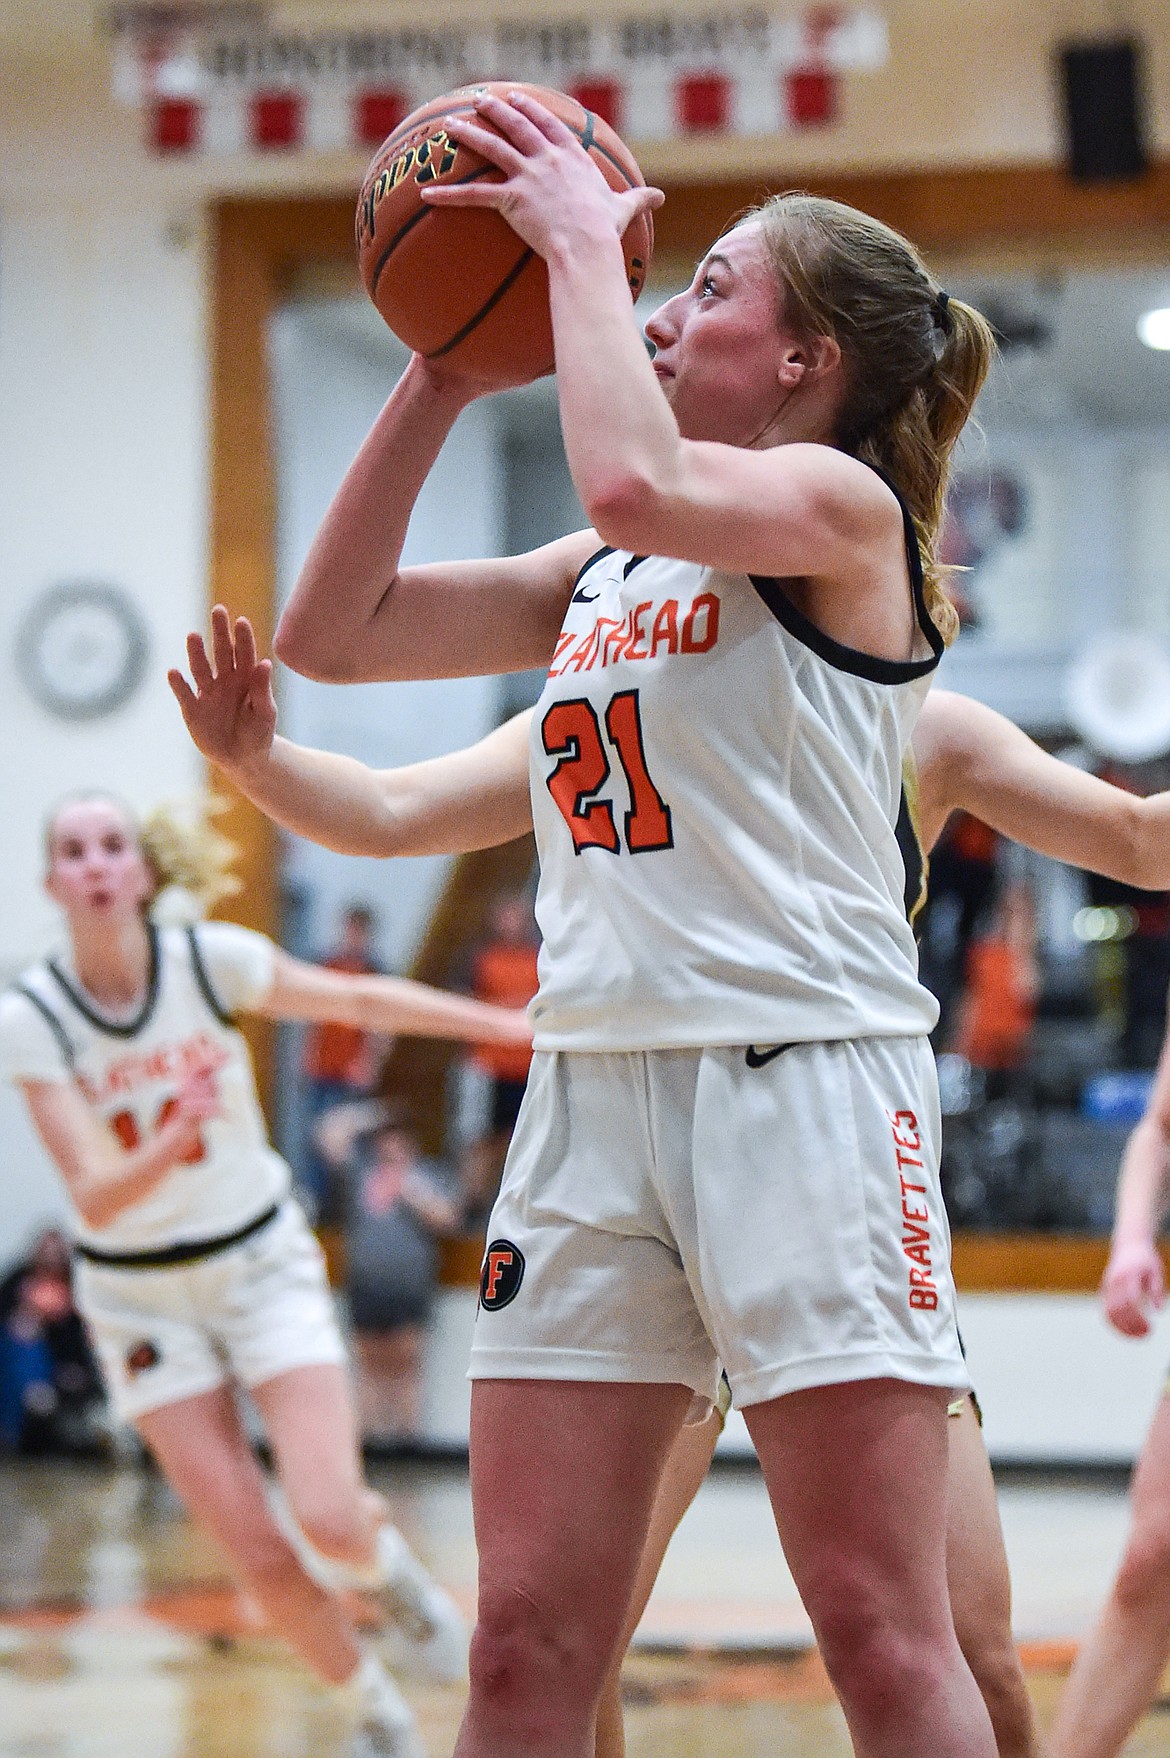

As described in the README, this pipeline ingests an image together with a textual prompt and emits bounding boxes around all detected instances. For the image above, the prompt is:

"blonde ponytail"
[140,795,242,918]
[751,194,998,645]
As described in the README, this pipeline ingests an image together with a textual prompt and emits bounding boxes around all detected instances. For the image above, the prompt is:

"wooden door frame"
[210,156,1170,1287]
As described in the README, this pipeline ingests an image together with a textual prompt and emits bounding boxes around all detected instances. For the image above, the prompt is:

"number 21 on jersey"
[541,689,673,855]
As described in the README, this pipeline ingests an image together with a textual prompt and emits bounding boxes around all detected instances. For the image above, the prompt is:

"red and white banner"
[106,5,888,156]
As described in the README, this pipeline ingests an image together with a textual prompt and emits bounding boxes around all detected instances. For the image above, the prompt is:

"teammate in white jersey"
[174,620,1170,1758]
[264,91,1001,1758]
[0,792,532,1758]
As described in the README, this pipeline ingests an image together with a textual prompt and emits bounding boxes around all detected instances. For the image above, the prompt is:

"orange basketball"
[355,82,654,385]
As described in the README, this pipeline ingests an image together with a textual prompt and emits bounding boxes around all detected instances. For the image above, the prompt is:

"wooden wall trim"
[953,1234,1170,1295]
[651,160,1170,264]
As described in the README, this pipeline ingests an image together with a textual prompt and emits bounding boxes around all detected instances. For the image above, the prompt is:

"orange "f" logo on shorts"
[479,1239,525,1311]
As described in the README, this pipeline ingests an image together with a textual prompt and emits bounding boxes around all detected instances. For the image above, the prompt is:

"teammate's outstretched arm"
[912,689,1170,889]
[170,608,534,858]
[252,951,531,1049]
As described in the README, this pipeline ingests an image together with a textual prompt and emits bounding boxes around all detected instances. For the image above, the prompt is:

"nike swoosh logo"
[571,585,599,603]
[745,1043,796,1069]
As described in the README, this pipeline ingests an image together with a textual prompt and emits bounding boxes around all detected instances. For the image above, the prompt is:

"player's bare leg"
[946,1396,1039,1758]
[137,1385,368,1682]
[455,1378,692,1758]
[748,1378,996,1758]
[253,1364,382,1570]
[1051,1391,1170,1758]
[594,1406,721,1758]
[256,1363,468,1684]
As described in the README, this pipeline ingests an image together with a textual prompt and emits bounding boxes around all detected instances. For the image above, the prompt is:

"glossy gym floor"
[2,1455,1167,1757]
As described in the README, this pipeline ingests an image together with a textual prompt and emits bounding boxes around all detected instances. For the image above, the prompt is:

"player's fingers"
[497,89,578,151]
[186,632,215,692]
[420,180,508,210]
[248,657,277,712]
[622,185,666,220]
[167,669,198,719]
[444,113,527,173]
[234,615,258,674]
[210,604,235,675]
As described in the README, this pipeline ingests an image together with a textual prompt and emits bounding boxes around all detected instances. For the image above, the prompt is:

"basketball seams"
[369,164,499,298]
[426,248,550,369]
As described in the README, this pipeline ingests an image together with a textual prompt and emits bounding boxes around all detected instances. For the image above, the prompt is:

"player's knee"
[470,1582,592,1726]
[812,1587,941,1724]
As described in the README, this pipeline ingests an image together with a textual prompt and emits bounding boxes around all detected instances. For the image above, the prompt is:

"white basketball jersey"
[0,924,289,1253]
[529,508,943,1052]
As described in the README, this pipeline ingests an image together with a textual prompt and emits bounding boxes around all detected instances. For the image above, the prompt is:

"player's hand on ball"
[169,607,278,776]
[1102,1239,1165,1337]
[420,90,664,262]
[411,348,540,400]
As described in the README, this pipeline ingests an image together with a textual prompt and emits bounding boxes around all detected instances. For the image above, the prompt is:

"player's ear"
[777,332,840,392]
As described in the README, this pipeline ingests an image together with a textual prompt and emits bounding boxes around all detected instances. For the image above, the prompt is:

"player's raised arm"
[912,689,1170,885]
[273,346,594,683]
[171,610,534,857]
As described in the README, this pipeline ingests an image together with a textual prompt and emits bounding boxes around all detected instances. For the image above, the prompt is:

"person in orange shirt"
[465,891,539,1220]
[953,883,1039,1091]
[301,904,384,1216]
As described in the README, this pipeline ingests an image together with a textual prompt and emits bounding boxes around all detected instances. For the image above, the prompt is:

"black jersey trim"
[749,471,944,685]
[895,785,929,930]
[622,554,649,579]
[10,984,78,1073]
[572,545,615,591]
[46,923,162,1040]
[185,926,235,1028]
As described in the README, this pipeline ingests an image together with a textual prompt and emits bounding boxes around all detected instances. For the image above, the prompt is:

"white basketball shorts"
[75,1202,347,1422]
[470,1037,968,1410]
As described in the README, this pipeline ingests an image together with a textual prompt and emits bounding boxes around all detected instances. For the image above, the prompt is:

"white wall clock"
[18,582,150,721]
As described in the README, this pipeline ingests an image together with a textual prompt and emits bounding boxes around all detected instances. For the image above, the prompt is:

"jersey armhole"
[185,927,237,1027]
[10,984,78,1075]
[571,545,616,591]
[749,468,945,685]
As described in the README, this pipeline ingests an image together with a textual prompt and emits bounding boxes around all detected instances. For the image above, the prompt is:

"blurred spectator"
[316,1101,462,1447]
[1088,764,1170,1069]
[952,883,1039,1094]
[300,903,385,1216]
[919,811,1001,1036]
[464,891,539,1221]
[0,1229,105,1454]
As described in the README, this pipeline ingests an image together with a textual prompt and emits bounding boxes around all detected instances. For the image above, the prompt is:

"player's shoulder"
[0,960,55,1018]
[181,919,273,957]
[0,978,41,1028]
[183,919,278,1013]
[0,969,74,1068]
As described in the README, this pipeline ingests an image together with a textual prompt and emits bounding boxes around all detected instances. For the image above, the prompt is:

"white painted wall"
[0,176,211,1259]
[270,303,504,972]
